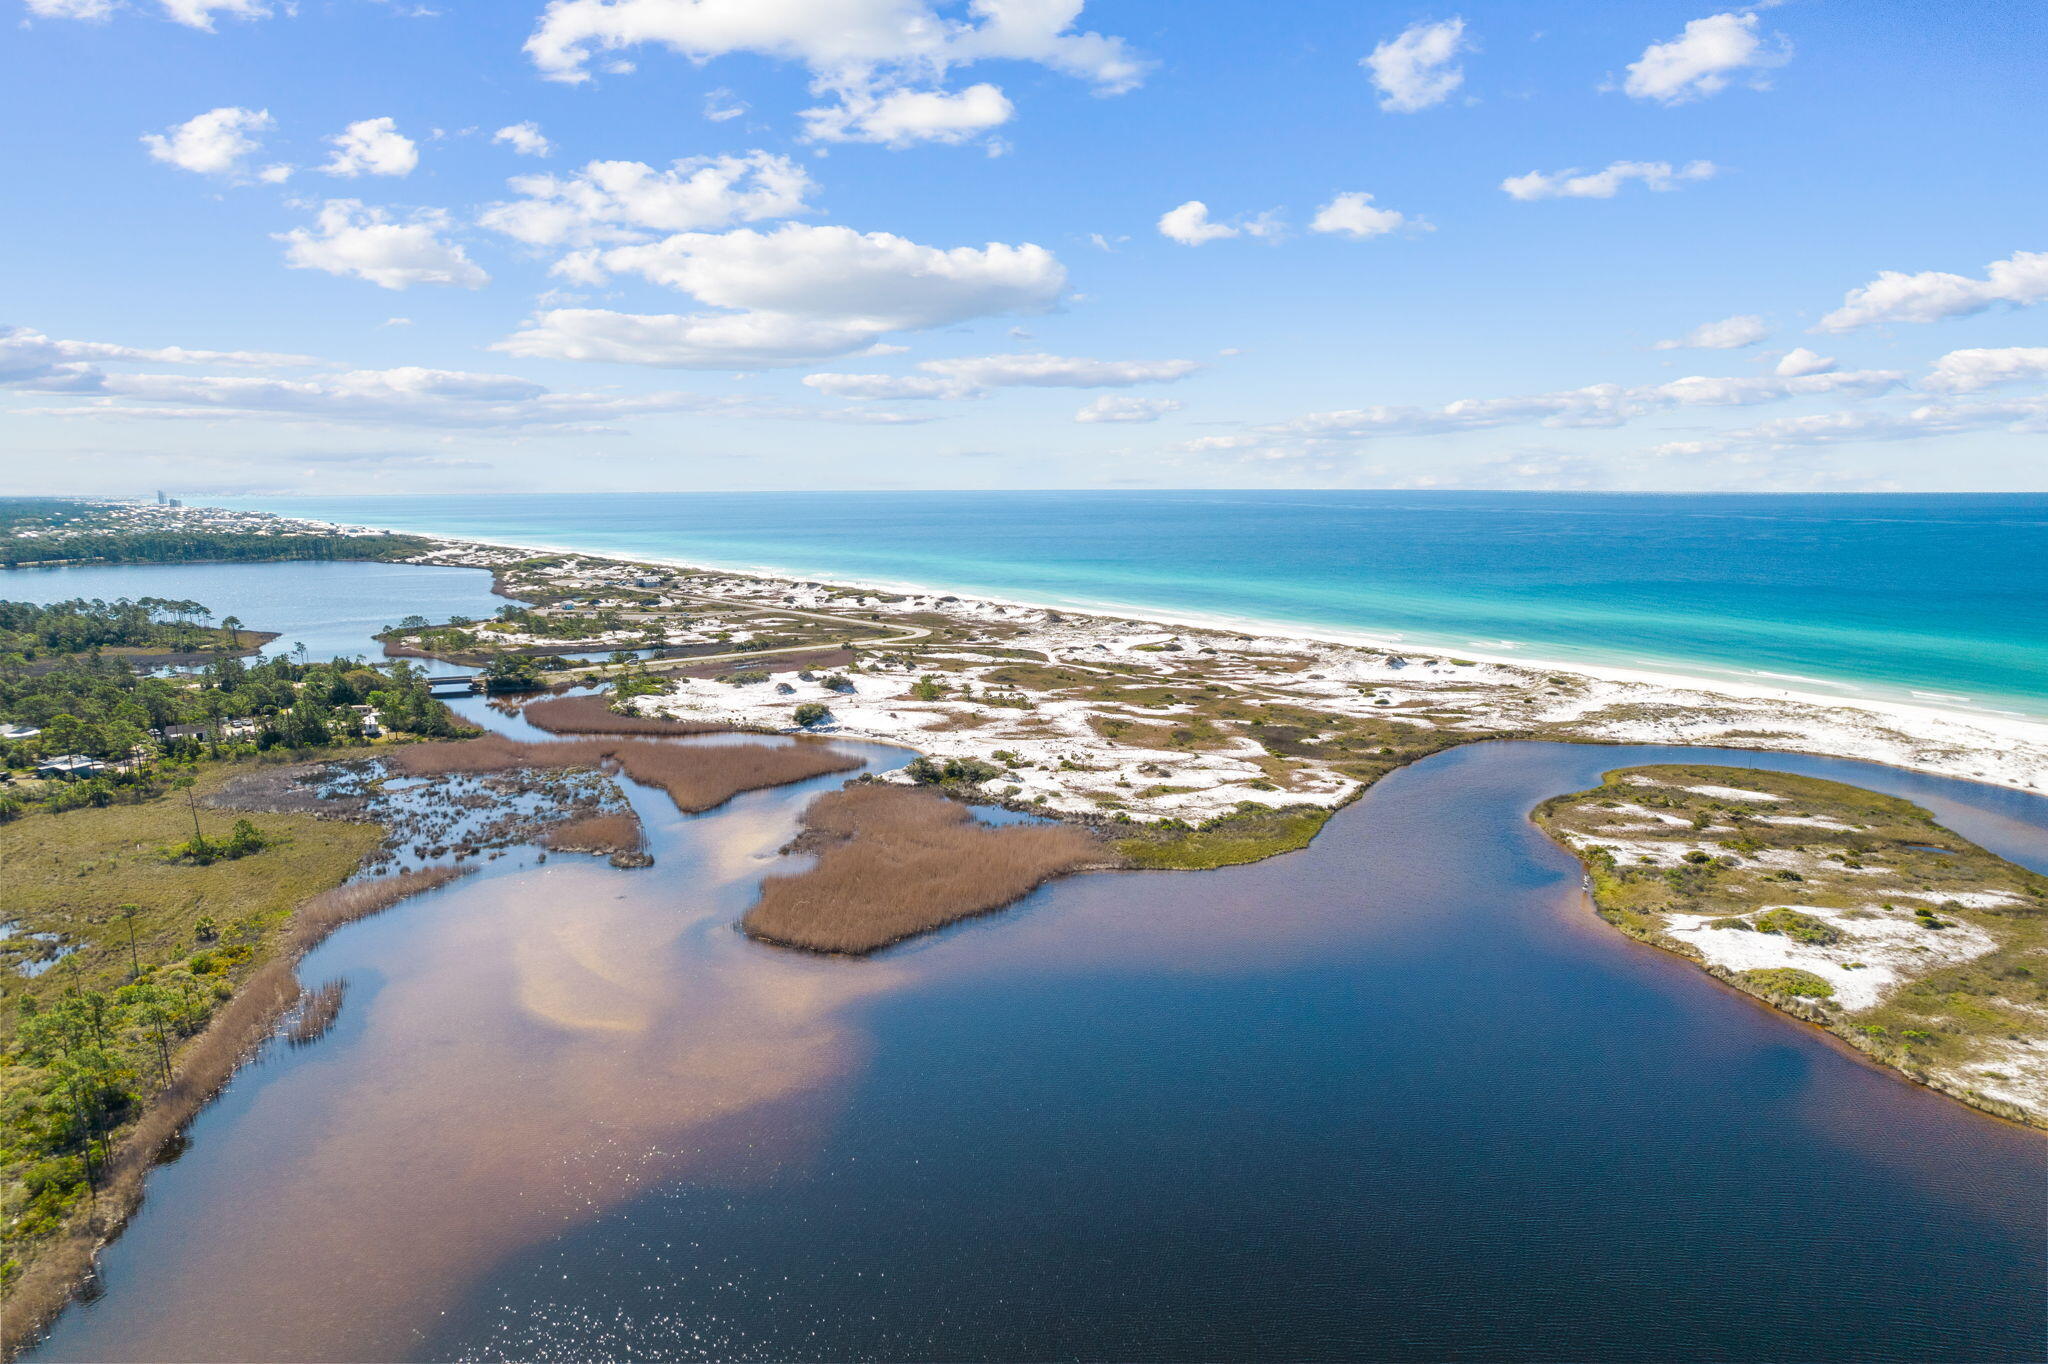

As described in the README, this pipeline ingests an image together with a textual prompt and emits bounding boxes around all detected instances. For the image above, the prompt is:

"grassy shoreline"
[0,862,473,1359]
[1534,764,2048,1129]
[0,748,493,1358]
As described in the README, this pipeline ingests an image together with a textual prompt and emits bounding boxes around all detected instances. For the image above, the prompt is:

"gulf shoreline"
[306,518,2048,788]
[215,493,2048,724]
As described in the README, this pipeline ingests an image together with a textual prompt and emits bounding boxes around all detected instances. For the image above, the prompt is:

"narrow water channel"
[10,563,2043,1362]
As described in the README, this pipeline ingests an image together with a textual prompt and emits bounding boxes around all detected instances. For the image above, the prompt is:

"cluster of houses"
[0,724,96,781]
[1,727,113,782]
[34,754,105,780]
[0,711,331,785]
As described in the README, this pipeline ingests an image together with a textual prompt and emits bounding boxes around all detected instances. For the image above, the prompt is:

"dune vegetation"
[1535,764,2048,1126]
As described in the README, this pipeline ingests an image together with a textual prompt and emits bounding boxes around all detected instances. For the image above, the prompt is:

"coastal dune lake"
[11,561,2045,1362]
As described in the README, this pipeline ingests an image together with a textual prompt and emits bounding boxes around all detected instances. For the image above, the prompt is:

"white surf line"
[270,512,2048,759]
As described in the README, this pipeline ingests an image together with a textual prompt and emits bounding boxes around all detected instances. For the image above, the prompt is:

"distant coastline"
[214,491,2048,726]
[341,519,2048,771]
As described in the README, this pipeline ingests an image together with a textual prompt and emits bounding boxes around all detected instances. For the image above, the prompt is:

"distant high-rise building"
[156,490,166,505]
[168,498,183,509]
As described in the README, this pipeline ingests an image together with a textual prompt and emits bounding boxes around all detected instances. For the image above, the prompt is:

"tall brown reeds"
[287,980,346,1046]
[0,863,475,1360]
[521,694,728,736]
[287,865,474,950]
[387,736,861,814]
[743,785,1105,955]
[611,742,861,814]
[540,812,643,856]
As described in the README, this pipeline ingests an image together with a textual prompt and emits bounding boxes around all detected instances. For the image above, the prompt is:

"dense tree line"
[4,954,240,1240]
[0,596,230,656]
[1,602,465,825]
[0,530,434,568]
[1,651,460,764]
[0,499,103,533]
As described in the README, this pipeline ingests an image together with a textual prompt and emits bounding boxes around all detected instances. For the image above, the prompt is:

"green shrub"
[1754,907,1841,945]
[904,755,1003,786]
[609,672,668,702]
[1742,967,1834,998]
[222,817,267,857]
[792,703,831,728]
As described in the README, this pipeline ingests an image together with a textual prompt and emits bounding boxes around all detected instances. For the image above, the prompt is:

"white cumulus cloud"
[802,82,1014,146]
[1158,200,1234,246]
[497,222,1064,368]
[321,117,420,178]
[493,122,553,157]
[582,222,1064,330]
[479,152,815,248]
[158,0,268,28]
[278,201,488,290]
[1363,18,1469,113]
[1622,10,1791,105]
[1773,347,1835,377]
[1158,200,1282,247]
[1921,347,2048,393]
[1310,191,1427,240]
[1502,159,1717,201]
[525,0,1145,88]
[1075,394,1180,423]
[1653,314,1768,350]
[1815,250,2048,332]
[523,0,1144,151]
[142,106,274,178]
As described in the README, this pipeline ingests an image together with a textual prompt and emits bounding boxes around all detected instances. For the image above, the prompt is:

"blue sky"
[2,0,2043,495]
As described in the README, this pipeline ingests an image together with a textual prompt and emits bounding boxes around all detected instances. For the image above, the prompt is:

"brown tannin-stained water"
[12,562,2047,1363]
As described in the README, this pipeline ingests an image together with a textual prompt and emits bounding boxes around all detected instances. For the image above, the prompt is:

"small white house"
[0,723,42,742]
[37,754,105,780]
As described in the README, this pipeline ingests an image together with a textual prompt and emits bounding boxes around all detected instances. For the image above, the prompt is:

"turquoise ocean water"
[221,492,2047,719]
